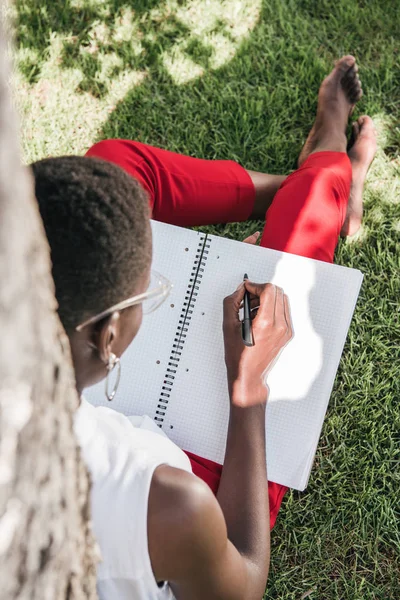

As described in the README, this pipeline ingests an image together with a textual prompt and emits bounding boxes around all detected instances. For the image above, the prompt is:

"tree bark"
[0,11,97,600]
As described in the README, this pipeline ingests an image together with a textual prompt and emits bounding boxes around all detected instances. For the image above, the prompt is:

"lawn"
[12,0,399,598]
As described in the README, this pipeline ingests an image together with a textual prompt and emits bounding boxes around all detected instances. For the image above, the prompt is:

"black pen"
[242,273,254,347]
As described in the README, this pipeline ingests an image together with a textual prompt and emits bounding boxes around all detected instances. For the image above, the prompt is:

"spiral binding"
[154,234,211,426]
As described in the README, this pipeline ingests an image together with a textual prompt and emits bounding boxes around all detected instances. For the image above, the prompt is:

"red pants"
[86,140,352,528]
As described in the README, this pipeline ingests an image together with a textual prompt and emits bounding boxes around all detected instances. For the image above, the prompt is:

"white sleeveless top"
[74,399,192,600]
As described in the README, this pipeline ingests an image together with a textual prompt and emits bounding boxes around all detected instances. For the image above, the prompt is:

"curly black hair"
[31,155,152,332]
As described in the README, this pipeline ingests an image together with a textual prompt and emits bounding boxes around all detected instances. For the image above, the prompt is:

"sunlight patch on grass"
[344,224,368,244]
[368,113,400,206]
[176,0,261,38]
[88,21,111,46]
[15,34,146,162]
[368,206,385,224]
[113,7,144,56]
[372,113,395,149]
[14,45,39,78]
[206,32,236,69]
[162,0,261,82]
[98,52,123,80]
[163,44,204,84]
[12,1,400,597]
[70,0,109,9]
[15,0,263,153]
[83,8,144,56]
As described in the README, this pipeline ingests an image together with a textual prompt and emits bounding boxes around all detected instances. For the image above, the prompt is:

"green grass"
[13,0,400,598]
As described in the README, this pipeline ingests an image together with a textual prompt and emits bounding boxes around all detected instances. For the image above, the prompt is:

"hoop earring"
[105,352,121,402]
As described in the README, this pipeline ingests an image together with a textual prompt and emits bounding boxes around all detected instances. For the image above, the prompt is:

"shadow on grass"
[15,0,167,92]
[90,1,400,593]
[15,0,241,97]
[14,0,400,597]
[88,0,399,169]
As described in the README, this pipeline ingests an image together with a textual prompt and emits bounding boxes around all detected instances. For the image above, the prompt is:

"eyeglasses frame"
[75,270,172,332]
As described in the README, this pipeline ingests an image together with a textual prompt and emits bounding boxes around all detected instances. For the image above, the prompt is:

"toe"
[345,72,362,103]
[344,79,359,98]
[342,72,356,89]
[337,55,356,71]
[354,86,363,102]
[342,66,362,101]
[358,115,377,137]
[359,115,372,127]
[332,55,357,81]
[342,66,360,88]
[349,87,362,104]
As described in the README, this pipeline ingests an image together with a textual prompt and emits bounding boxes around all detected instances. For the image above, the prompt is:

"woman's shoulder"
[74,397,191,482]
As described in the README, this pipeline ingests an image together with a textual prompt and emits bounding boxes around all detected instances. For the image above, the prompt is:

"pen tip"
[243,273,248,280]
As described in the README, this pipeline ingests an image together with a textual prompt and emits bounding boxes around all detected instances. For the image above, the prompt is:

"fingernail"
[254,231,260,238]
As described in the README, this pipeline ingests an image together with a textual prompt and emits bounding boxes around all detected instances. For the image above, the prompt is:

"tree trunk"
[0,12,97,600]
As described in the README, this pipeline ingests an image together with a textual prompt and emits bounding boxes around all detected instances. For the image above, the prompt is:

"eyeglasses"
[75,270,172,332]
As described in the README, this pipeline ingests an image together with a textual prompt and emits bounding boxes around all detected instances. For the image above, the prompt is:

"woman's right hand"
[223,280,293,407]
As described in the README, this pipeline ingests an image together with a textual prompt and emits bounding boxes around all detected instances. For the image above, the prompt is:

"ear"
[96,312,121,364]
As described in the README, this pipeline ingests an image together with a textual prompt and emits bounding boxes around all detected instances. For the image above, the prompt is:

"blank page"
[162,232,363,490]
[85,221,362,491]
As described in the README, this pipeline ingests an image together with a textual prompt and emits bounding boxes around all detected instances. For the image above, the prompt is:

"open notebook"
[85,220,363,490]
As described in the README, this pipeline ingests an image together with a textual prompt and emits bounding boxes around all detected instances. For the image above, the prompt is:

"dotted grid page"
[85,221,204,421]
[163,233,363,490]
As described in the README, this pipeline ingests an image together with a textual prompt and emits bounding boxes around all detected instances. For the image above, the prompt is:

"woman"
[32,56,375,599]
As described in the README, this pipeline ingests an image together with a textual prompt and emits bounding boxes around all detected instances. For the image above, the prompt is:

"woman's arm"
[148,280,292,599]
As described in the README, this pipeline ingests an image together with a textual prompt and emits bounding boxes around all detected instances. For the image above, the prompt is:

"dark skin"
[68,55,375,599]
[247,171,287,220]
[70,274,148,392]
[70,268,293,600]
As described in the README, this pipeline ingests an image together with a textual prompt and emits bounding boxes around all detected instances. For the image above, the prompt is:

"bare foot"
[340,115,377,237]
[298,56,363,166]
